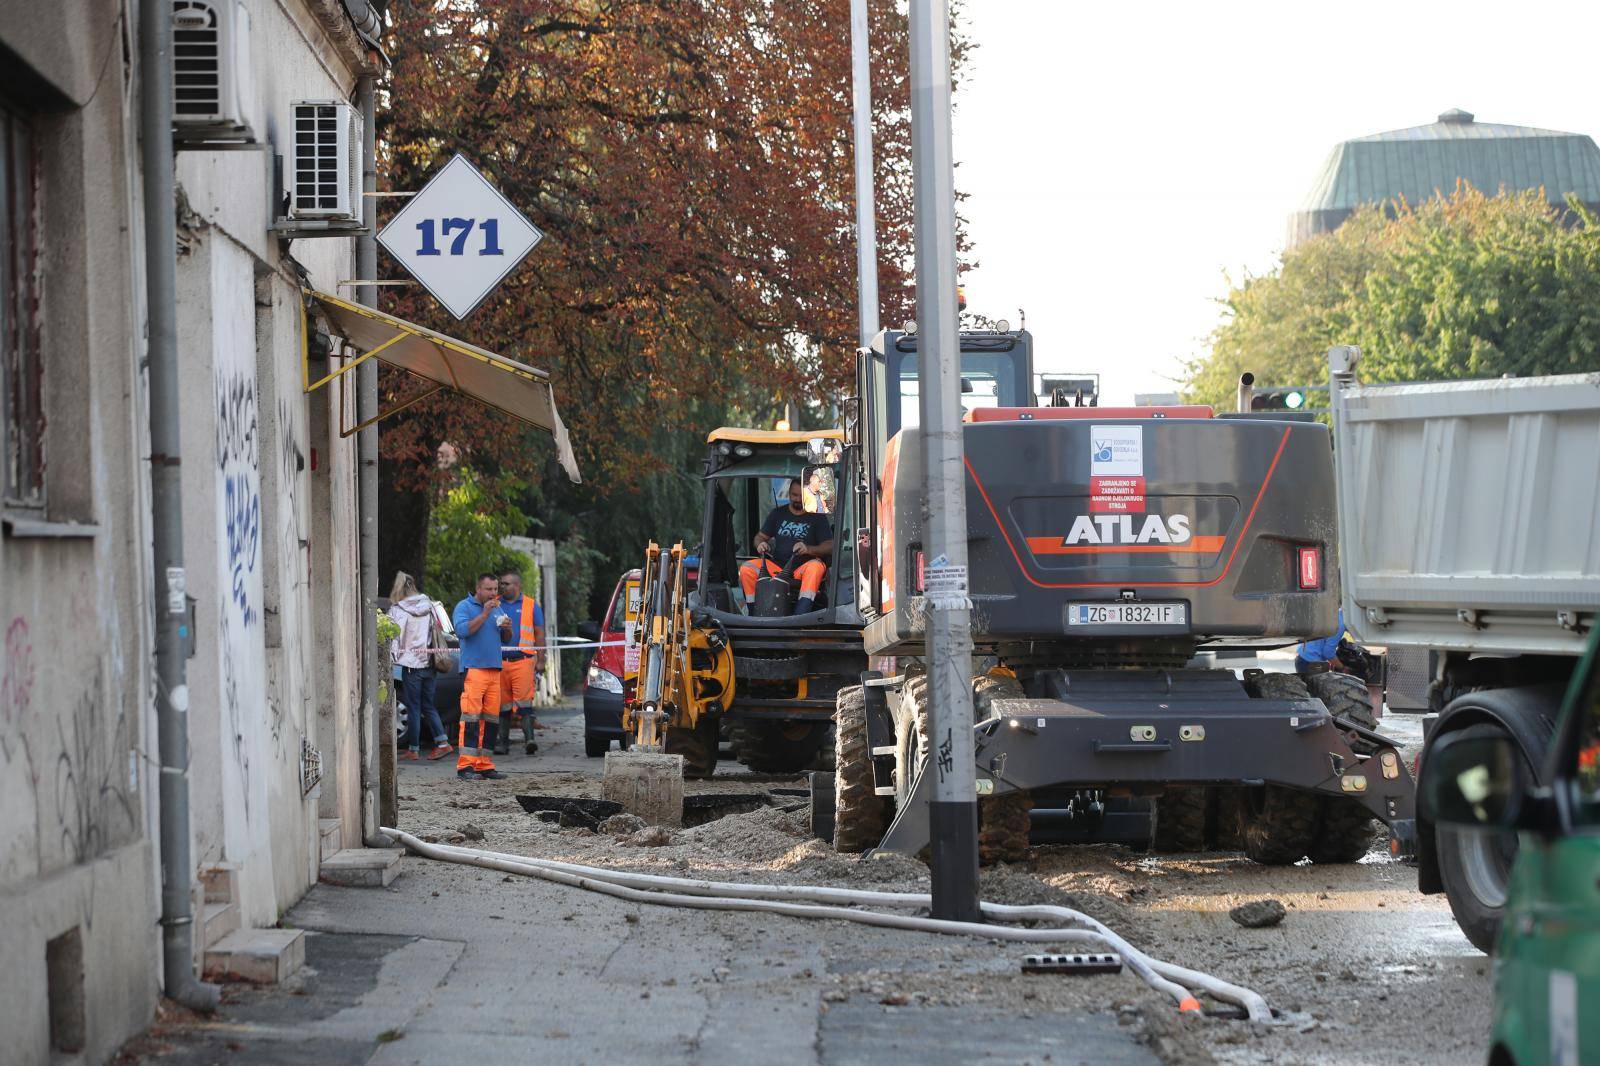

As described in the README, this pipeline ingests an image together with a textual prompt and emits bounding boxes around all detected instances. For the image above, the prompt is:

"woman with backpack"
[388,571,454,760]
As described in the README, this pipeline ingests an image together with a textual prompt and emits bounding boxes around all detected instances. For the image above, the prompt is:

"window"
[0,104,40,508]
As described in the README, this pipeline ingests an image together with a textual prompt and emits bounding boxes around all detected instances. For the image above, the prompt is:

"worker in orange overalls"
[450,572,511,780]
[738,478,834,614]
[494,568,546,756]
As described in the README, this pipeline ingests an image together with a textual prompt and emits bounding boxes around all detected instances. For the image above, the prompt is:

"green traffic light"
[1284,391,1305,410]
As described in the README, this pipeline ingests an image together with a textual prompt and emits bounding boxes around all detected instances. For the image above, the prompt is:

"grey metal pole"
[356,72,388,842]
[139,0,220,1011]
[850,0,880,347]
[907,0,980,923]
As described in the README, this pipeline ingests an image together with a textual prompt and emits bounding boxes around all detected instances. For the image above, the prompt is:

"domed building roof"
[1288,109,1600,246]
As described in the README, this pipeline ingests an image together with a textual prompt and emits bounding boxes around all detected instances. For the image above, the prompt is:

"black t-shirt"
[761,506,833,562]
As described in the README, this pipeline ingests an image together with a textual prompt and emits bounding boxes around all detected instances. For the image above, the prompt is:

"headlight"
[733,444,754,458]
[587,664,623,693]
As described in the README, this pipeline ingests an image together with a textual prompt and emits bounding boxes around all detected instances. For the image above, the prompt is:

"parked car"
[580,569,640,757]
[1422,624,1600,1065]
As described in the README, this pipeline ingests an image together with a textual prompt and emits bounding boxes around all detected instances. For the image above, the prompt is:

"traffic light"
[1250,388,1308,411]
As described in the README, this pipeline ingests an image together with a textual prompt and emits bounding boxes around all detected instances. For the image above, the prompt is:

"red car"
[579,569,640,756]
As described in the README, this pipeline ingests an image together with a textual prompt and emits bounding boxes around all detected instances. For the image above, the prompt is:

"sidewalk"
[120,706,1171,1065]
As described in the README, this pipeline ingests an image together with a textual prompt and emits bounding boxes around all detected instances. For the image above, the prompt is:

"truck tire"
[973,674,1032,865]
[832,685,890,852]
[664,715,719,779]
[1303,671,1381,863]
[1235,672,1322,864]
[1433,722,1525,953]
[733,654,807,681]
[1153,788,1211,853]
[728,720,829,773]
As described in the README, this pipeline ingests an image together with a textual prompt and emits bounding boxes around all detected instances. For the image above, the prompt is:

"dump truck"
[1328,344,1600,952]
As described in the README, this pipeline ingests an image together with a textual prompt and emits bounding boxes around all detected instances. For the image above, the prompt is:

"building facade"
[0,2,378,1060]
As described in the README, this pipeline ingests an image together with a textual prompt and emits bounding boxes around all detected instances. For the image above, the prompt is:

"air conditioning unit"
[172,0,254,139]
[288,101,363,222]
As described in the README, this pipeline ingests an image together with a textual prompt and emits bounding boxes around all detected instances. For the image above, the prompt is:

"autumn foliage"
[377,0,951,509]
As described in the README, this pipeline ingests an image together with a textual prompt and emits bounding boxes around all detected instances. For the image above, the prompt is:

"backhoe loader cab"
[675,427,868,774]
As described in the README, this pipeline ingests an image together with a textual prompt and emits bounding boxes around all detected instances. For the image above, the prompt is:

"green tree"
[423,474,535,605]
[1186,188,1600,407]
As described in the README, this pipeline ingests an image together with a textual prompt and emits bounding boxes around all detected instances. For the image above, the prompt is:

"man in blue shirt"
[1295,607,1347,676]
[451,572,512,780]
[493,568,547,756]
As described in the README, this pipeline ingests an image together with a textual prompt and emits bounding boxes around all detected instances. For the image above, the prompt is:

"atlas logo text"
[1066,514,1191,545]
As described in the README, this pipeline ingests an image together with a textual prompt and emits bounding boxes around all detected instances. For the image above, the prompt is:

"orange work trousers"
[499,657,537,715]
[739,556,826,601]
[457,667,501,772]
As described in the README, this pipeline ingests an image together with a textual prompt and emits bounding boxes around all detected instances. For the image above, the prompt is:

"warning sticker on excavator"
[1090,425,1145,512]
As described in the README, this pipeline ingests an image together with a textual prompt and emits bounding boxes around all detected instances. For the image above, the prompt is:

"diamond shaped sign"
[377,154,544,320]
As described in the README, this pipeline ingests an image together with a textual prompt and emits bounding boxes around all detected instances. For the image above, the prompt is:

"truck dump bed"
[1332,371,1600,654]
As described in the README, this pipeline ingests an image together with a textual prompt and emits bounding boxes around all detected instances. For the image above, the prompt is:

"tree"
[376,0,971,611]
[1185,188,1600,408]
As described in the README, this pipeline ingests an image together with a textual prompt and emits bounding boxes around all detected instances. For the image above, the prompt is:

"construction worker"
[451,572,511,780]
[739,477,833,613]
[494,568,546,756]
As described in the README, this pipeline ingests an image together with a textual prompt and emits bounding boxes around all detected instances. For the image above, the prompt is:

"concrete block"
[601,751,684,826]
[204,928,305,984]
[319,818,342,861]
[320,848,402,887]
[201,901,240,949]
[199,862,240,904]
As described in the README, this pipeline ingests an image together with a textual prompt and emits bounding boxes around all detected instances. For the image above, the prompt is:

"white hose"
[380,827,1271,1022]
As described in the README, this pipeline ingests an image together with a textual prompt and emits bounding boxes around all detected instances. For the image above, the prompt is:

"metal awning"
[303,290,580,483]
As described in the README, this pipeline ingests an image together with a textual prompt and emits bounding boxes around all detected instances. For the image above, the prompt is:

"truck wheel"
[1303,671,1381,862]
[832,685,890,852]
[728,720,829,773]
[973,674,1032,865]
[664,715,719,779]
[1236,672,1321,864]
[1434,722,1524,953]
[584,734,610,758]
[894,675,932,806]
[1153,788,1211,853]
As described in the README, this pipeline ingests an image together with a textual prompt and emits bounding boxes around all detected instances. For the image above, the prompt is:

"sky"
[948,0,1600,404]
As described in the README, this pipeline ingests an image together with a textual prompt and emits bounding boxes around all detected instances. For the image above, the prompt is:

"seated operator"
[739,477,834,613]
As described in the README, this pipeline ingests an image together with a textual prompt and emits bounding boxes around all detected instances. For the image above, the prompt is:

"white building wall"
[173,0,369,927]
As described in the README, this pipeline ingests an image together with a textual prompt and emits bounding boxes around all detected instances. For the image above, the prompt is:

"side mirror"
[806,437,840,465]
[1421,731,1529,830]
[577,620,601,643]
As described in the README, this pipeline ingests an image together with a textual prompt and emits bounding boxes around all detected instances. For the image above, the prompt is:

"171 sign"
[377,154,545,320]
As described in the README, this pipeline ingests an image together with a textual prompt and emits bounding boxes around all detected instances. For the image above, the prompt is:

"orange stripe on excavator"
[1025,535,1228,555]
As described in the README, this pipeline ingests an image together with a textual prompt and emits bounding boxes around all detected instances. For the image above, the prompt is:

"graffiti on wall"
[54,668,136,870]
[218,372,261,629]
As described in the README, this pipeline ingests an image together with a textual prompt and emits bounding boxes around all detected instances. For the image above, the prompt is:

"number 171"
[416,218,504,256]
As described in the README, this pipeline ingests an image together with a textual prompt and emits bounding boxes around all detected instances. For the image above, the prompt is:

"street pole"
[356,71,389,842]
[907,0,980,923]
[850,0,880,347]
[139,0,220,1011]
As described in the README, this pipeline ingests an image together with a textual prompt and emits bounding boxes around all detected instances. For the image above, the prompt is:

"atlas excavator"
[622,325,1416,868]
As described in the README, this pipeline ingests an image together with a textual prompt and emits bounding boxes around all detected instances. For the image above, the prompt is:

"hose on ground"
[379,827,1271,1022]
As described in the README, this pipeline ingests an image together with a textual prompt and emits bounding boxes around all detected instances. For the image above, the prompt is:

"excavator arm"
[624,542,736,752]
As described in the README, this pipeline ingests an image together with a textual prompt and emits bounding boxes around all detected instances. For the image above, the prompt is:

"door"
[1494,630,1600,1065]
